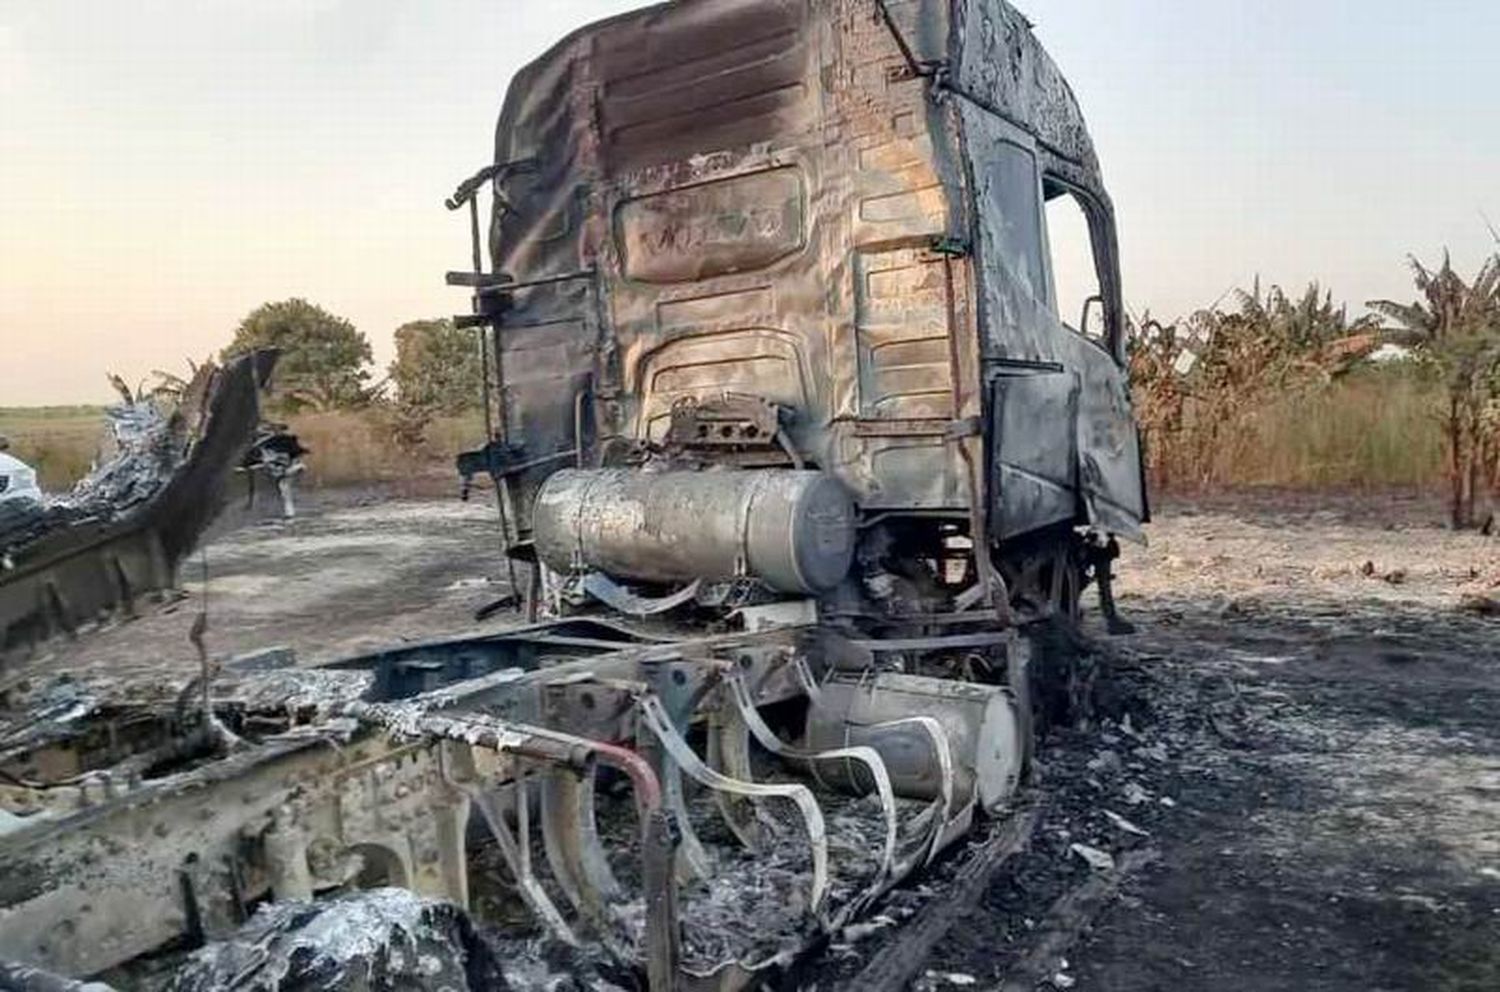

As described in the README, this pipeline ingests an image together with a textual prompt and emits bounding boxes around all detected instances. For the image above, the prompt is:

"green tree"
[223,299,373,412]
[387,318,483,415]
[1369,253,1500,528]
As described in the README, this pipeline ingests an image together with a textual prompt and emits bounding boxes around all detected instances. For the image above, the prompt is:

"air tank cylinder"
[803,673,1025,813]
[531,469,857,594]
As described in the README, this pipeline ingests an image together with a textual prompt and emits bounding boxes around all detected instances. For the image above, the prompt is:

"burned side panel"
[478,31,603,533]
[0,352,276,660]
[950,0,1106,189]
[952,0,1146,536]
[989,369,1079,540]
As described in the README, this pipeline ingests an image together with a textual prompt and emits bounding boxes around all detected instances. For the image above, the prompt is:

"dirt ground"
[912,490,1500,992]
[16,488,1500,990]
[19,490,520,681]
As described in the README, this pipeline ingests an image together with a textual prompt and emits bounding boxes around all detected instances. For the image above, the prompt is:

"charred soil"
[881,492,1500,991]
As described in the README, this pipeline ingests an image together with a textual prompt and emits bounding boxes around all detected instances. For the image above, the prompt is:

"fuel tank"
[532,469,856,594]
[805,673,1024,813]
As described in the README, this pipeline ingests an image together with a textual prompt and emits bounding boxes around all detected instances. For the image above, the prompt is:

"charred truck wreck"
[0,352,277,660]
[0,2,1146,989]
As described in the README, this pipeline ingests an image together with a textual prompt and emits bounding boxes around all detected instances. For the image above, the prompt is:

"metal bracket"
[637,692,831,914]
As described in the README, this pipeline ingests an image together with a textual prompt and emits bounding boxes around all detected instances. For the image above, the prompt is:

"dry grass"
[1,405,487,496]
[287,410,486,493]
[1233,369,1443,487]
[0,406,105,489]
[1148,366,1445,490]
[3,377,1448,497]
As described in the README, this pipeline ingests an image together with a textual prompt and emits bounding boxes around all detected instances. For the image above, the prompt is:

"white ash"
[605,787,911,974]
[231,669,375,717]
[166,887,503,992]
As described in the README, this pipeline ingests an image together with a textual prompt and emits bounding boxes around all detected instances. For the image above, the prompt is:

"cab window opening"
[1042,178,1116,355]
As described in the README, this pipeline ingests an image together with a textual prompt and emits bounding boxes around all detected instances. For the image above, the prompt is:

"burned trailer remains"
[1,2,1147,990]
[0,352,277,661]
[0,622,1023,988]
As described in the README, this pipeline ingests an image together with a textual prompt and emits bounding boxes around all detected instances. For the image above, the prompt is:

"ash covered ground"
[880,491,1500,992]
[11,488,1500,990]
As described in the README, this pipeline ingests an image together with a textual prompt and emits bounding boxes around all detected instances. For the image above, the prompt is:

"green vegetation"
[388,318,483,415]
[223,299,375,412]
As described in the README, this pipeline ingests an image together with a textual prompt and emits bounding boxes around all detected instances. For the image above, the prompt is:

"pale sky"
[2,0,1495,405]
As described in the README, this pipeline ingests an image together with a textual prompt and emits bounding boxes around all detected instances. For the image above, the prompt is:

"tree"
[223,299,373,412]
[387,318,484,415]
[1368,253,1500,529]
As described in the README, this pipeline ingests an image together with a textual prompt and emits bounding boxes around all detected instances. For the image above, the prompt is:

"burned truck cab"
[454,0,1145,621]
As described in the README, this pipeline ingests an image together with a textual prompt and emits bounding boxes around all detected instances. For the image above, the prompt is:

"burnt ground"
[12,488,1500,990]
[8,490,519,681]
[898,491,1500,992]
